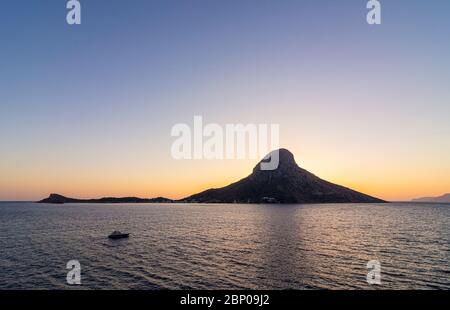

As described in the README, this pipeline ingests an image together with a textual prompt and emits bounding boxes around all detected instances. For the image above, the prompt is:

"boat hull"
[108,234,129,239]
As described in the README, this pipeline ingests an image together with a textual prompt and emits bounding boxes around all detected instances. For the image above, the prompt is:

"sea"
[0,202,449,289]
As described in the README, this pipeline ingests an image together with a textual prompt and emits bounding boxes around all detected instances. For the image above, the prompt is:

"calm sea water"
[0,202,449,290]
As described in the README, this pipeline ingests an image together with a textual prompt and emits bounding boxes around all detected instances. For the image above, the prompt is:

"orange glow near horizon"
[1,144,449,202]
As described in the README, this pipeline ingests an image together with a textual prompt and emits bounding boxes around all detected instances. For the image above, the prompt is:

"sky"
[1,0,450,201]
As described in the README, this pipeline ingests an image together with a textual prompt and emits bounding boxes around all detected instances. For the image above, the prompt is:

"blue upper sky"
[1,1,450,200]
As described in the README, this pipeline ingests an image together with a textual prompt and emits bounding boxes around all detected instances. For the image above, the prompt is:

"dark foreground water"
[0,202,449,289]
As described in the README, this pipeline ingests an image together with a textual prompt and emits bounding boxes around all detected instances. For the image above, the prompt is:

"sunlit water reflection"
[0,202,448,289]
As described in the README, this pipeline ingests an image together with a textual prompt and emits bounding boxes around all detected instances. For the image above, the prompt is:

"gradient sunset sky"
[1,0,450,201]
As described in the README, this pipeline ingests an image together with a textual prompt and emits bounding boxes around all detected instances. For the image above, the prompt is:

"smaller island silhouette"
[39,149,385,204]
[412,193,450,203]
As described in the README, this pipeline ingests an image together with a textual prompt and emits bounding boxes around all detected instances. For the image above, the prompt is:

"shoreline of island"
[36,149,391,205]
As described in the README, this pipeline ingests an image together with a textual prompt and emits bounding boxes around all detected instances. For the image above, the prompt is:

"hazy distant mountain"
[412,193,450,203]
[183,149,384,204]
[38,194,173,204]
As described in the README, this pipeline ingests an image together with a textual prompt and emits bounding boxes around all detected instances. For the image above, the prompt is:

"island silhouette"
[412,193,450,203]
[39,149,385,204]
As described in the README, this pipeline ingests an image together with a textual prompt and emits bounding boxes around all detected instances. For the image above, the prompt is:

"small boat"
[108,231,130,239]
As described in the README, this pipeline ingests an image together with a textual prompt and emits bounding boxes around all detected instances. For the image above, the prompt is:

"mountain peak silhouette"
[185,148,385,204]
[253,148,295,172]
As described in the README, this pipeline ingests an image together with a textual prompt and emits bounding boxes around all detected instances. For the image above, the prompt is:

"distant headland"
[412,193,450,203]
[38,149,385,204]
